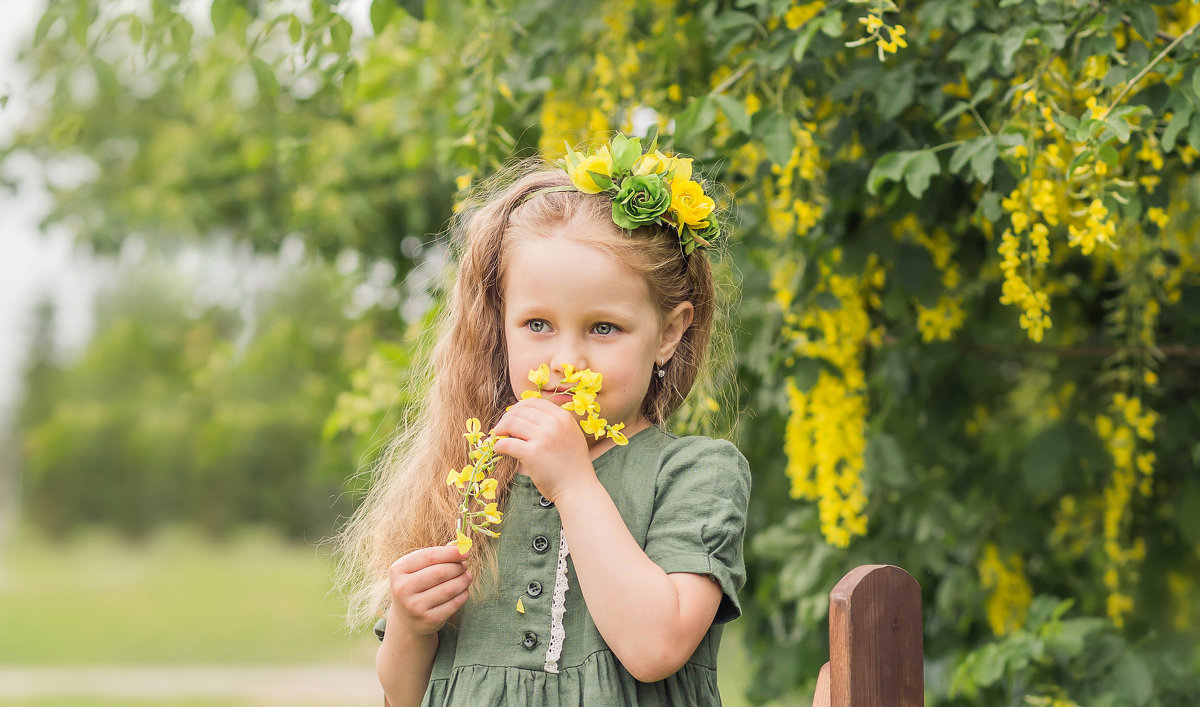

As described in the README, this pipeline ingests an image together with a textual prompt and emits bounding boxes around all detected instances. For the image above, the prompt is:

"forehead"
[502,234,654,315]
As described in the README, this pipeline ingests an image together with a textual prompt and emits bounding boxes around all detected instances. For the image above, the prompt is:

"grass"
[0,523,786,705]
[0,524,375,665]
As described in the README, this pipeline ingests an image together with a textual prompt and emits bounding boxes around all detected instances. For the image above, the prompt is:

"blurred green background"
[3,0,1200,705]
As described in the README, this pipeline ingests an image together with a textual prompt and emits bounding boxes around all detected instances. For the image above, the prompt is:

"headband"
[523,133,724,256]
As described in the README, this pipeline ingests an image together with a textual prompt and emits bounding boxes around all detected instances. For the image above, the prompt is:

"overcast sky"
[0,0,104,423]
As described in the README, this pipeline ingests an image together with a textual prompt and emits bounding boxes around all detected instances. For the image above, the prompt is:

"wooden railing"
[811,564,924,706]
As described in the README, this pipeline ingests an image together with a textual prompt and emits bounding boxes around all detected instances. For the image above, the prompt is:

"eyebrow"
[508,304,640,321]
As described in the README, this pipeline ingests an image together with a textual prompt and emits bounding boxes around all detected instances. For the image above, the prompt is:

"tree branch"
[1102,17,1200,121]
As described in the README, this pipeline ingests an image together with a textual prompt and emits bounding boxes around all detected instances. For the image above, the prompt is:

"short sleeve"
[643,436,751,624]
[374,616,387,642]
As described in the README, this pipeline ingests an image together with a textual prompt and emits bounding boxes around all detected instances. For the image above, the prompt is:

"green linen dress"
[374,424,751,706]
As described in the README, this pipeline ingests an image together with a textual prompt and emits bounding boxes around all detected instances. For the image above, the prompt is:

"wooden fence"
[811,564,924,706]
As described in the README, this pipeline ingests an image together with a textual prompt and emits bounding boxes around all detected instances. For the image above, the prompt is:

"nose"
[550,339,587,378]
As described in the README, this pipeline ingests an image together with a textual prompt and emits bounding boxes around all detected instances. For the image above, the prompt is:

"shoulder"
[650,429,751,498]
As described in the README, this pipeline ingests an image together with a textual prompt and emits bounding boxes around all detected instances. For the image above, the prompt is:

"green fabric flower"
[611,174,671,230]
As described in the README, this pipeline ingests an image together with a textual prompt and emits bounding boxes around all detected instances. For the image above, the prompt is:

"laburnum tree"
[6,0,1200,703]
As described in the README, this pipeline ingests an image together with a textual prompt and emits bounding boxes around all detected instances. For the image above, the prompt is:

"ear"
[657,301,695,363]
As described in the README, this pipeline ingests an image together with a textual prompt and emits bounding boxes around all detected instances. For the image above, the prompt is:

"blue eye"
[592,322,617,335]
[527,319,548,333]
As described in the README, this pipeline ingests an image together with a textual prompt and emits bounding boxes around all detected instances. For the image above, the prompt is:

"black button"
[538,495,554,508]
[521,630,539,649]
[526,580,543,598]
[532,535,549,553]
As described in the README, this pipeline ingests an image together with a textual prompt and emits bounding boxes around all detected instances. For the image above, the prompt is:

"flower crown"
[554,133,723,256]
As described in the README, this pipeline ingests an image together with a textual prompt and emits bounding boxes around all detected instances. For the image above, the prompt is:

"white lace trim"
[543,527,570,673]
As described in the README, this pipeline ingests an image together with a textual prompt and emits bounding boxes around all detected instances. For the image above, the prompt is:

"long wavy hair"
[332,158,733,629]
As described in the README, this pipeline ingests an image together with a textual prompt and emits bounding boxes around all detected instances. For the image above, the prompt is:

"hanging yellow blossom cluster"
[846,0,907,60]
[745,117,825,247]
[781,256,883,547]
[894,214,966,343]
[997,180,1054,342]
[448,365,627,554]
[1095,392,1157,627]
[977,543,1033,637]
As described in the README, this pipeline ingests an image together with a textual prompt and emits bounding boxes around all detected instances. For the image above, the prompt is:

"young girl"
[334,136,751,706]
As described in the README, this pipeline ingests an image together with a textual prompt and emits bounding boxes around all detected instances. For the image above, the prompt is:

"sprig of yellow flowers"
[521,363,630,446]
[846,0,907,61]
[446,417,504,555]
[446,365,628,554]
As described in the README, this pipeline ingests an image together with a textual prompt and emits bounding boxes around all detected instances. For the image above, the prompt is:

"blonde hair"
[331,158,733,630]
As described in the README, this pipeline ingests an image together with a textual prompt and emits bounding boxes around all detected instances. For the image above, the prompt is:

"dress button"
[521,630,539,650]
[532,535,549,553]
[526,580,543,598]
[538,495,554,508]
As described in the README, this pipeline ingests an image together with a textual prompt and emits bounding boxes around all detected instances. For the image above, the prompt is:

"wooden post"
[811,564,924,706]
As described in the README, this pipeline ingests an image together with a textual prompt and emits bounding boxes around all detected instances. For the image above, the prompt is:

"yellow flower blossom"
[568,145,613,194]
[669,178,716,229]
[786,2,822,31]
[463,418,483,445]
[528,363,550,388]
[978,544,1033,636]
[455,530,473,555]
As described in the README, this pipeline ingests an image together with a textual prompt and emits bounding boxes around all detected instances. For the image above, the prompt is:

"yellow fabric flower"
[633,150,671,176]
[662,155,693,182]
[568,146,613,193]
[669,178,716,230]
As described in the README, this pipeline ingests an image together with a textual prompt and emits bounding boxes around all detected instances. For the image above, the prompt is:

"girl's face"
[502,230,692,446]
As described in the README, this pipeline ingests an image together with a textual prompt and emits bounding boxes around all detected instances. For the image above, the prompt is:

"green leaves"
[754,109,794,167]
[370,0,398,35]
[867,149,941,198]
[674,95,716,143]
[608,133,641,173]
[713,93,751,135]
[948,136,999,185]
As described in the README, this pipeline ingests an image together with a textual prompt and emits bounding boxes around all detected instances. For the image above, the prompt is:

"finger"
[392,545,471,574]
[493,414,541,441]
[403,559,469,595]
[495,402,546,429]
[411,569,473,613]
[492,435,529,459]
[423,585,471,625]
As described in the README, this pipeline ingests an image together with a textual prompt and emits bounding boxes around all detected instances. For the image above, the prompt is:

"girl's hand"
[387,545,472,638]
[493,397,594,502]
